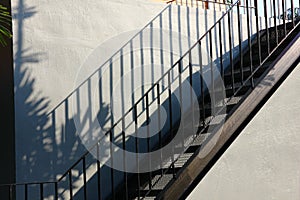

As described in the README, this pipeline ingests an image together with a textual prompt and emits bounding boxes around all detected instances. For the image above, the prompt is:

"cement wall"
[12,0,281,198]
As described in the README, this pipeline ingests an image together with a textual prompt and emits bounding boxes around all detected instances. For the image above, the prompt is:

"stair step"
[134,197,156,200]
[224,65,269,84]
[143,174,174,191]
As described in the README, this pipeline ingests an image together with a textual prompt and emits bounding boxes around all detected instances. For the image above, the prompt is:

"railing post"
[198,41,206,126]
[254,0,262,65]
[96,142,102,200]
[121,118,128,200]
[69,171,73,200]
[237,2,244,84]
[273,0,279,45]
[291,0,295,26]
[133,105,140,200]
[246,0,254,88]
[218,21,226,103]
[82,157,87,200]
[282,0,287,36]
[54,182,58,200]
[178,59,185,152]
[25,184,28,200]
[209,30,216,115]
[263,0,270,54]
[228,9,235,93]
[9,185,12,200]
[40,183,43,200]
[109,130,115,200]
[157,84,163,175]
[146,93,152,190]
[167,70,175,177]
[188,50,195,135]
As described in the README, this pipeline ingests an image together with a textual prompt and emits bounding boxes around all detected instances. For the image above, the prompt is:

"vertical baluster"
[9,185,12,200]
[109,130,115,200]
[254,0,262,65]
[120,47,128,200]
[157,84,163,175]
[96,142,101,200]
[146,93,152,190]
[140,32,145,110]
[237,2,244,85]
[188,50,195,136]
[69,171,73,200]
[277,0,281,26]
[54,182,58,200]
[169,6,174,68]
[133,105,140,200]
[160,14,164,89]
[83,157,87,200]
[264,0,270,54]
[198,41,206,126]
[178,59,184,155]
[270,0,274,17]
[121,118,128,200]
[291,0,295,26]
[167,71,175,178]
[25,184,28,200]
[218,21,225,105]
[130,41,135,115]
[246,0,254,87]
[274,0,279,45]
[40,183,43,200]
[228,9,235,93]
[150,22,155,101]
[282,0,287,36]
[209,30,216,115]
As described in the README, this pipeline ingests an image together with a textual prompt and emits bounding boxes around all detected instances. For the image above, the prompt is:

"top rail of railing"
[167,0,256,9]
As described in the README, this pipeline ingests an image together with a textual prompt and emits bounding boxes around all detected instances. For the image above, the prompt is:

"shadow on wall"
[48,5,223,199]
[13,0,90,199]
[11,3,223,199]
[12,2,261,199]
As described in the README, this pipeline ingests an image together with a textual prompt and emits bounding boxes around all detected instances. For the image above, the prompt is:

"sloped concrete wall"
[187,63,300,200]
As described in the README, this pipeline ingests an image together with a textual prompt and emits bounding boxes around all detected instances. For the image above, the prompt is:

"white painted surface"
[11,0,283,198]
[188,63,300,200]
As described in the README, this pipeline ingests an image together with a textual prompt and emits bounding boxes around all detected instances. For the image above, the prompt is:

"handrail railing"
[167,0,256,9]
[2,0,300,199]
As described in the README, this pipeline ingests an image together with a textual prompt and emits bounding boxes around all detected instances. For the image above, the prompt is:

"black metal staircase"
[1,0,300,200]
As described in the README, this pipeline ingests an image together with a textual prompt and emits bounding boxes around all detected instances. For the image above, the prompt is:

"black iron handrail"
[167,0,256,9]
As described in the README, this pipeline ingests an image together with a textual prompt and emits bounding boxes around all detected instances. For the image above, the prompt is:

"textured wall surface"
[12,0,283,198]
[188,62,300,200]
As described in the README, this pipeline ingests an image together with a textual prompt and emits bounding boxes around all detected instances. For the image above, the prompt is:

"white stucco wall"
[12,0,283,198]
[188,62,300,200]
